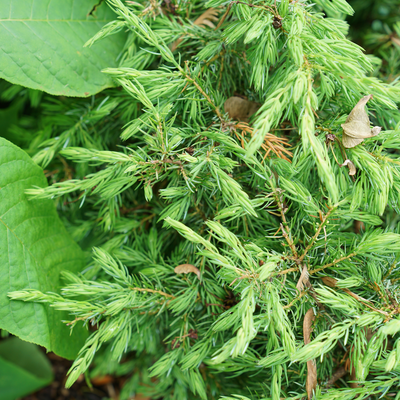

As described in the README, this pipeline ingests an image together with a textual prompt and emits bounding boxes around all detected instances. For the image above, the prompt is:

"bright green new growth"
[5,0,400,398]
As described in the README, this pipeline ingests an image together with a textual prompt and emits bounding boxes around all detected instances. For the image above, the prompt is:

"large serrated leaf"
[0,0,126,97]
[0,138,87,359]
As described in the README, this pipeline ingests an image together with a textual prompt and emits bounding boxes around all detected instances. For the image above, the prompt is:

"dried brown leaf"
[91,375,114,386]
[306,357,317,396]
[174,264,201,279]
[321,276,337,288]
[391,36,400,47]
[304,308,315,346]
[224,96,261,123]
[193,8,220,28]
[321,276,337,287]
[304,308,317,399]
[340,159,357,176]
[296,265,310,292]
[342,95,382,148]
[354,220,365,234]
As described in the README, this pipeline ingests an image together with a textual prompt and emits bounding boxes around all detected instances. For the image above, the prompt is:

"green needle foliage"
[3,0,400,399]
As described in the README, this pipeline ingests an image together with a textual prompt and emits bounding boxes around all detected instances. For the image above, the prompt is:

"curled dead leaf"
[321,276,337,288]
[304,308,317,399]
[224,96,261,123]
[174,264,201,279]
[91,375,114,386]
[354,220,365,234]
[296,264,310,292]
[341,95,382,149]
[193,8,220,28]
[303,308,315,346]
[391,36,400,47]
[340,159,357,176]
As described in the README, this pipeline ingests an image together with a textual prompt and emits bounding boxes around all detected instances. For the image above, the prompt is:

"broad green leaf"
[0,138,87,359]
[0,337,53,400]
[0,0,126,97]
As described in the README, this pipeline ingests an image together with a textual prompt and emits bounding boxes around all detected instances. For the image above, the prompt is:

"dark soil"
[21,352,115,400]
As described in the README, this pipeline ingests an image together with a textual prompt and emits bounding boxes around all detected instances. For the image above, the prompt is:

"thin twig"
[131,287,176,299]
[310,252,357,275]
[277,252,357,277]
[326,366,347,388]
[214,3,232,30]
[281,224,299,260]
[274,189,298,259]
[276,266,298,276]
[183,63,223,121]
[370,153,400,166]
[359,300,389,316]
[283,290,306,309]
[298,206,335,263]
[383,261,397,281]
